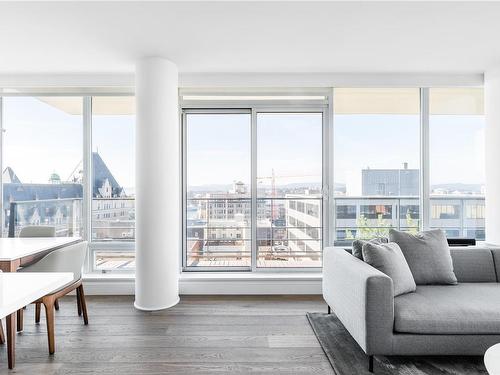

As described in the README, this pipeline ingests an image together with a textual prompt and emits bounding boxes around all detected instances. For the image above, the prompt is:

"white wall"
[0,72,484,90]
[485,68,500,245]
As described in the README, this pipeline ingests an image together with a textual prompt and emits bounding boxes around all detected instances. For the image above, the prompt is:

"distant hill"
[188,184,233,192]
[188,182,346,192]
[431,183,483,193]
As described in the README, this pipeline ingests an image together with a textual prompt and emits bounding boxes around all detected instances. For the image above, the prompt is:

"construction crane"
[256,170,320,221]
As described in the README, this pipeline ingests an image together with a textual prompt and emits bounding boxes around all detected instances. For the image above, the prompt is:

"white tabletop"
[0,272,73,318]
[0,237,80,261]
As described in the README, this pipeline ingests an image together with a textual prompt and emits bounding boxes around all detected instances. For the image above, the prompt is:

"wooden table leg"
[0,260,19,273]
[6,312,16,369]
[17,309,23,332]
[0,320,5,344]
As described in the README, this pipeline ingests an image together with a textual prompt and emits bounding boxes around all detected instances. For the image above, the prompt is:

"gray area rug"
[306,312,487,375]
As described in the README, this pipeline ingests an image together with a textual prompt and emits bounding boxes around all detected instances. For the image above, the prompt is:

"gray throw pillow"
[389,229,457,285]
[352,237,388,260]
[362,242,416,297]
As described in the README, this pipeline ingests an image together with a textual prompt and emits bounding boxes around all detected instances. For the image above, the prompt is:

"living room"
[0,1,498,374]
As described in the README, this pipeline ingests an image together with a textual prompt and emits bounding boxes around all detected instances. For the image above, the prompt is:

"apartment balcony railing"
[186,196,323,267]
[334,195,485,246]
[6,198,83,238]
[92,197,135,241]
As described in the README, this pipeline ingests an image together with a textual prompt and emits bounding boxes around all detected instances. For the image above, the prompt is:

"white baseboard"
[82,273,323,295]
[83,277,135,295]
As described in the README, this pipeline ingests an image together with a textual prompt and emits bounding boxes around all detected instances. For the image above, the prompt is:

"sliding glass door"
[184,111,252,269]
[256,112,323,268]
[183,108,325,271]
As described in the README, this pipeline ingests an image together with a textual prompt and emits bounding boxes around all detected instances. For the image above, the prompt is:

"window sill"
[179,271,322,281]
[84,271,322,281]
[82,271,323,295]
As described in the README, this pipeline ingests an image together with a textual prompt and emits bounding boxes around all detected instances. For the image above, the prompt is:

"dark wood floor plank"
[43,314,311,326]
[13,334,270,349]
[58,362,334,375]
[2,347,329,364]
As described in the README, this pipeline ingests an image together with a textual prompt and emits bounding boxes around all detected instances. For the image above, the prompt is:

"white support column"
[485,68,500,245]
[135,57,180,311]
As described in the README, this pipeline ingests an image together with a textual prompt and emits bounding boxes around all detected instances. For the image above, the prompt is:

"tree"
[346,213,391,240]
[345,209,419,240]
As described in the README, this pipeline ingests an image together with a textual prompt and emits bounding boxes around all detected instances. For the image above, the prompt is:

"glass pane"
[185,113,251,268]
[257,113,323,268]
[333,88,421,243]
[94,250,135,271]
[91,96,135,270]
[2,97,83,237]
[429,88,485,240]
[91,96,135,243]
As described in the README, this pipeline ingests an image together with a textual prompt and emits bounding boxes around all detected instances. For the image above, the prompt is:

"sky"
[187,112,485,195]
[186,112,323,189]
[2,97,135,190]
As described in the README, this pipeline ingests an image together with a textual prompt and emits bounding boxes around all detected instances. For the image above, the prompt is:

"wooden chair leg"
[54,299,59,311]
[6,313,15,369]
[35,302,41,324]
[0,319,5,345]
[78,285,89,325]
[42,298,56,354]
[16,308,23,332]
[76,287,82,317]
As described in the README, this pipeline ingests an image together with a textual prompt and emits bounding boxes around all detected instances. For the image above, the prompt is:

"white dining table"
[0,237,81,272]
[0,272,73,369]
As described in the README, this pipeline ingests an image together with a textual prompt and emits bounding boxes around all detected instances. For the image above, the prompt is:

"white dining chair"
[19,226,56,238]
[19,241,89,354]
[16,225,58,331]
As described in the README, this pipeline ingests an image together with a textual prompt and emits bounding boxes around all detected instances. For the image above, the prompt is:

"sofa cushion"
[362,242,416,296]
[394,283,500,334]
[450,248,497,282]
[352,237,388,260]
[389,229,457,285]
[490,248,500,282]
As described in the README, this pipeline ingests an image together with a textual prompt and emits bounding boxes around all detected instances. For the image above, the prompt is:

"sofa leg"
[368,355,374,373]
[327,305,331,314]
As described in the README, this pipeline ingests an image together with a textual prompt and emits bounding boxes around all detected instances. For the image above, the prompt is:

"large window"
[333,88,421,243]
[429,88,485,240]
[91,96,135,271]
[0,95,136,273]
[2,97,83,238]
[0,86,485,277]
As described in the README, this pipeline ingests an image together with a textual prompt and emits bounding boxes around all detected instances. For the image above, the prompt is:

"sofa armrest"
[322,246,394,355]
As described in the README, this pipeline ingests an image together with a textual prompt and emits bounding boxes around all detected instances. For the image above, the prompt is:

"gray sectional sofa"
[323,245,500,372]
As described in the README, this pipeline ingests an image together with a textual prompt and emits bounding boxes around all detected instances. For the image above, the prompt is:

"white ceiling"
[0,1,499,74]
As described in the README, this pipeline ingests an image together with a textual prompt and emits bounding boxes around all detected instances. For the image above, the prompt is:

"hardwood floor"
[0,295,333,375]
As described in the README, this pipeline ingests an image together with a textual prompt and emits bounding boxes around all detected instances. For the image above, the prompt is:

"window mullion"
[83,96,92,272]
[420,88,430,231]
[0,97,3,237]
[251,108,257,272]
